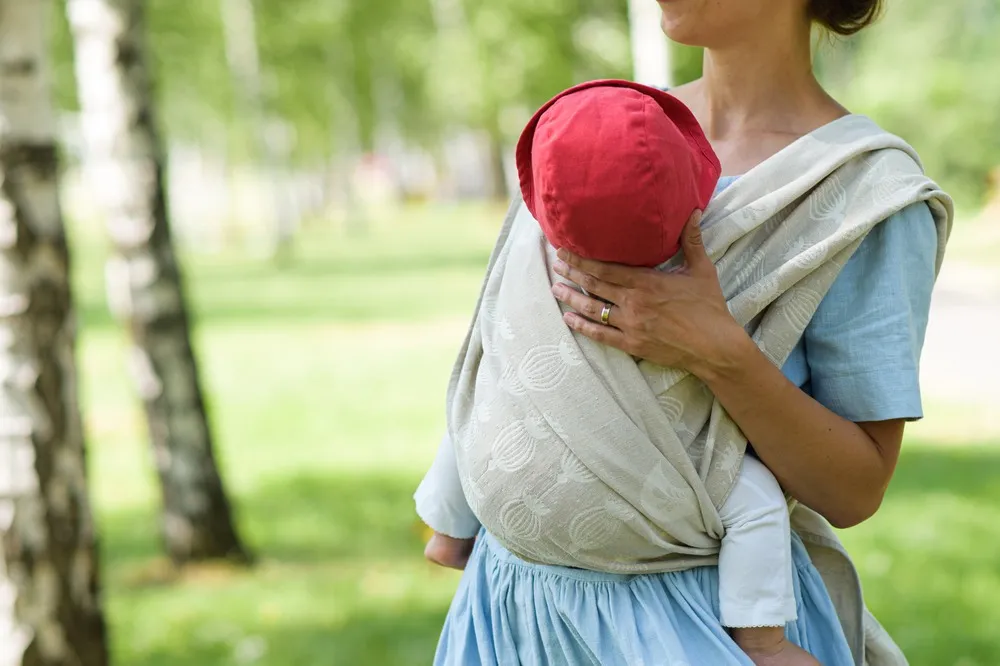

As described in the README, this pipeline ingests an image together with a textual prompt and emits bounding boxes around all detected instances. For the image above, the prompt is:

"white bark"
[67,0,249,565]
[0,1,109,664]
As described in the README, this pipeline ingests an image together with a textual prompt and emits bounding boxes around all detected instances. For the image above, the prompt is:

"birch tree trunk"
[0,1,110,664]
[66,0,251,566]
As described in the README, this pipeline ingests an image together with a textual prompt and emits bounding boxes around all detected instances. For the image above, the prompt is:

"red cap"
[516,80,721,267]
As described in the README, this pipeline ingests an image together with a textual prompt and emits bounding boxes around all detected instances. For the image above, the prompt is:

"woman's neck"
[687,24,844,141]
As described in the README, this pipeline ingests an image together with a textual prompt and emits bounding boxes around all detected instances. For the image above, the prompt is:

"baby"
[419,80,818,666]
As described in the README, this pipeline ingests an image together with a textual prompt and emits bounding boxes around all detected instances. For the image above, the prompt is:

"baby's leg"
[719,456,819,666]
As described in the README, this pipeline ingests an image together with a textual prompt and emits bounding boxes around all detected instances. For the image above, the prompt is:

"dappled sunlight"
[0,0,993,660]
[69,215,1000,665]
[99,469,457,666]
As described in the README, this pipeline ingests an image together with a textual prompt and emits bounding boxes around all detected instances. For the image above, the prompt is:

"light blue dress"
[432,176,939,665]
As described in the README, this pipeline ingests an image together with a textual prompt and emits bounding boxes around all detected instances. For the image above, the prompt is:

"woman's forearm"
[549,236,906,528]
[694,331,902,528]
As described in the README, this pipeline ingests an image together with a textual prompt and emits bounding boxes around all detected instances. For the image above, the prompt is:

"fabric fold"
[444,114,952,665]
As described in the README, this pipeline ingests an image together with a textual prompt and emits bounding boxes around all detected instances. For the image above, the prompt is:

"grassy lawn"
[70,204,1000,666]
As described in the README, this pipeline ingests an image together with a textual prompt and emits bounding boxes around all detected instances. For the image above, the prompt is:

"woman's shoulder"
[844,202,938,275]
[817,200,937,319]
[802,201,938,421]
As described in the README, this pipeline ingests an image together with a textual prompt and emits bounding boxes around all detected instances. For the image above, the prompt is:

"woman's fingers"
[555,249,644,288]
[552,259,627,305]
[551,283,620,326]
[679,210,714,277]
[562,312,631,352]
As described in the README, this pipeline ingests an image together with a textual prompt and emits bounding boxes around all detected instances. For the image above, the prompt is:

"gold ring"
[600,303,612,325]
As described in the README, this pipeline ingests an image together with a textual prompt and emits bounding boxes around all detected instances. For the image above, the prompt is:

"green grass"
[839,442,1000,665]
[72,204,1000,666]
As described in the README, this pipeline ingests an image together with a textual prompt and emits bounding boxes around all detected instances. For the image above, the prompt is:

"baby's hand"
[424,532,475,570]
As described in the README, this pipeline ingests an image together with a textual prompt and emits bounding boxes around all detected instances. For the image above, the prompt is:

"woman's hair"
[808,0,884,35]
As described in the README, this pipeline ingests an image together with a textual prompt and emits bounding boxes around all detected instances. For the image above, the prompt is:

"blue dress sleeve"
[800,202,938,422]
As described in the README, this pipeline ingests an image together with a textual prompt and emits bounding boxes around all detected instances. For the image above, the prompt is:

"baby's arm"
[414,432,480,568]
[718,456,824,664]
[717,454,797,629]
[415,432,481,537]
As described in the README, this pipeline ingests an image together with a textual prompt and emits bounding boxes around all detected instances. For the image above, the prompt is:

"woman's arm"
[694,331,903,528]
[550,212,903,528]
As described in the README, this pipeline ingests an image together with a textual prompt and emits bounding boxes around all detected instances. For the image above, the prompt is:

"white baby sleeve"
[717,454,798,628]
[413,432,482,539]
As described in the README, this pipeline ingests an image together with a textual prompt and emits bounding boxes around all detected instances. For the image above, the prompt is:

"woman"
[418,0,947,663]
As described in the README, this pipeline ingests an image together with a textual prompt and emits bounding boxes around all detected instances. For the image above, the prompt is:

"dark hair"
[808,0,884,36]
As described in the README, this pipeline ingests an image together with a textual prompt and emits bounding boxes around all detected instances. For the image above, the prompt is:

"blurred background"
[0,0,998,665]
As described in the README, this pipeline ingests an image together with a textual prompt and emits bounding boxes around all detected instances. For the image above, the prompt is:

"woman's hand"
[553,211,901,527]
[551,210,749,379]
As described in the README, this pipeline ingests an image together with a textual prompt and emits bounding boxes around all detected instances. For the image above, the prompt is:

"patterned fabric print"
[446,115,952,575]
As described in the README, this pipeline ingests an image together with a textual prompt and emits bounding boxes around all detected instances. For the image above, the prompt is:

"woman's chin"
[655,0,752,49]
[658,11,706,47]
[660,22,703,48]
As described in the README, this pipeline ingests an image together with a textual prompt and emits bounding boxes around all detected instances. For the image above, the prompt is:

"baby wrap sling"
[446,115,952,665]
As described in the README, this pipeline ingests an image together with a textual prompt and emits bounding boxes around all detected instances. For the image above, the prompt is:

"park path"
[920,262,1000,407]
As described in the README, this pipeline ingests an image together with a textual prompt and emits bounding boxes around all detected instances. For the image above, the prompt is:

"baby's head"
[516,80,721,267]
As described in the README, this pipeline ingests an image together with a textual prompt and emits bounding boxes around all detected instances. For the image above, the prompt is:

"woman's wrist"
[687,323,759,387]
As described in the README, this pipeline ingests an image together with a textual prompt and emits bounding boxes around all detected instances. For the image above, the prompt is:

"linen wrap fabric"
[446,115,953,665]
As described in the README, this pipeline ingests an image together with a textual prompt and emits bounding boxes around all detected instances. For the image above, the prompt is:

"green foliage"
[48,0,999,198]
[424,0,631,148]
[824,0,1000,205]
[52,0,236,149]
[671,43,703,86]
[49,1,77,111]
[51,0,633,165]
[250,0,441,157]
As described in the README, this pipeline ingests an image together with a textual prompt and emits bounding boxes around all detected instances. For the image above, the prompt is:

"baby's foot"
[731,627,822,666]
[424,532,475,570]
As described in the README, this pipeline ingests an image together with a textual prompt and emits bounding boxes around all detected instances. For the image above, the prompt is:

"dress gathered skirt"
[433,529,856,666]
